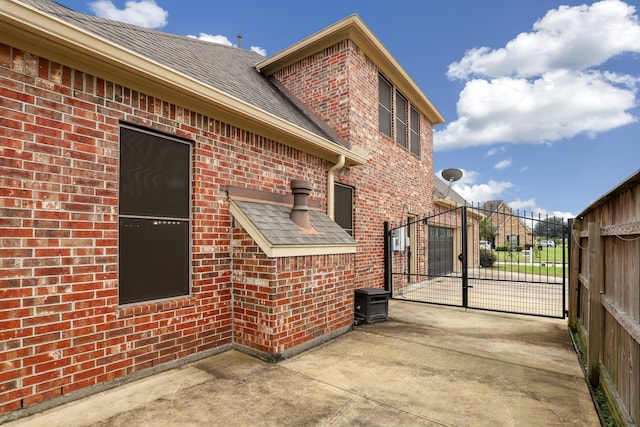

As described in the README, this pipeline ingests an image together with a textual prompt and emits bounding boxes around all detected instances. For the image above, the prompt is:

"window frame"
[118,124,193,305]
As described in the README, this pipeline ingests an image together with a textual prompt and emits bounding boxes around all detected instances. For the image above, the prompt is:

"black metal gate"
[384,205,567,319]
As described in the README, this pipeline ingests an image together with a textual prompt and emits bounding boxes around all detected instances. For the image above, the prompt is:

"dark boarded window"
[119,125,191,305]
[334,183,354,236]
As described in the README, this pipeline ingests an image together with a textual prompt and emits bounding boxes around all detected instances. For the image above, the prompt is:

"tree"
[533,216,566,239]
[479,217,496,242]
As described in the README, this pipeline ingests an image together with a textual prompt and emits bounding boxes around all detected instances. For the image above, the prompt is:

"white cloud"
[89,0,168,29]
[455,180,513,204]
[186,34,267,57]
[437,169,513,203]
[447,0,640,79]
[250,46,267,57]
[486,147,505,157]
[188,33,233,46]
[435,0,640,151]
[494,158,512,169]
[509,198,574,219]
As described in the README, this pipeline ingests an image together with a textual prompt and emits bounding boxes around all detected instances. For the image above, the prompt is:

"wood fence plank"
[587,221,603,387]
[601,295,640,346]
[569,224,581,329]
[632,340,639,424]
[579,220,640,238]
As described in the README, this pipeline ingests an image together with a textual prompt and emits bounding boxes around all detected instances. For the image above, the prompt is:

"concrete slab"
[4,301,599,426]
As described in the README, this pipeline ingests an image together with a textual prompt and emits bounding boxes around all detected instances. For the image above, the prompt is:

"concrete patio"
[4,300,599,426]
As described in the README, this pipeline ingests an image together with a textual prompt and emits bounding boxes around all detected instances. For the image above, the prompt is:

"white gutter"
[327,155,345,219]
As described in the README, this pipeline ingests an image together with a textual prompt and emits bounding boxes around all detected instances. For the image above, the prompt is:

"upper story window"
[118,125,192,305]
[378,75,392,137]
[378,74,421,156]
[410,106,420,156]
[395,93,407,148]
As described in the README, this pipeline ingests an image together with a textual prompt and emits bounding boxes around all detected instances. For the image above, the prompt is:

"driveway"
[5,300,599,426]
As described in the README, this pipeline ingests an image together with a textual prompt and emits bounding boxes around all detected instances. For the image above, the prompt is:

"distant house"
[483,200,534,248]
[0,0,444,417]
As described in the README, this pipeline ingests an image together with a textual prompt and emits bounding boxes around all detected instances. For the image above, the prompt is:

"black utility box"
[354,288,389,324]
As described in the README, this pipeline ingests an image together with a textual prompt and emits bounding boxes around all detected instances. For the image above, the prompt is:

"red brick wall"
[231,226,354,357]
[0,43,338,415]
[271,40,435,290]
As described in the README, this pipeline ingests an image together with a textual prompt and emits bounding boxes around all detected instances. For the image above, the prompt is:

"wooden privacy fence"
[569,170,640,427]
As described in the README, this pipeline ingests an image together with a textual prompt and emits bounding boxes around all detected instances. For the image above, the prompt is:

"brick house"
[0,0,443,417]
[483,200,534,249]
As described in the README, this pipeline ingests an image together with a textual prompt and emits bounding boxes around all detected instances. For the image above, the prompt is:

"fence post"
[568,218,580,329]
[384,221,391,293]
[461,206,468,308]
[587,221,603,387]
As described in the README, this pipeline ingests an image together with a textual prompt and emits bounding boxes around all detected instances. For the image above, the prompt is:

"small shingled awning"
[228,188,357,258]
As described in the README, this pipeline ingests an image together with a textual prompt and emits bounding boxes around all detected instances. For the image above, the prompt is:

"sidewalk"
[4,300,599,426]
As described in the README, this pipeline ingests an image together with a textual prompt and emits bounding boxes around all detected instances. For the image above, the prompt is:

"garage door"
[428,226,453,276]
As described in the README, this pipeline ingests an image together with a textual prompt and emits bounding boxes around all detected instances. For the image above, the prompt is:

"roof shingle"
[21,0,342,145]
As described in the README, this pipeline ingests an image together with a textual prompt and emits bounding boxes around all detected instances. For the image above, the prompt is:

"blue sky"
[56,0,640,218]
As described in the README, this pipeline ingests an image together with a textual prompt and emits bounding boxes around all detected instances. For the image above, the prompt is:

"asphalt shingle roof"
[22,0,341,144]
[233,200,356,247]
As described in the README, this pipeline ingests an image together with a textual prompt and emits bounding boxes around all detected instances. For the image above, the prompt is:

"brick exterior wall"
[232,226,354,356]
[0,33,437,416]
[0,44,344,415]
[271,40,435,290]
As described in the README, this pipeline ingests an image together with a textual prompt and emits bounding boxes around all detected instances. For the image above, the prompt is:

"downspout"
[327,155,345,220]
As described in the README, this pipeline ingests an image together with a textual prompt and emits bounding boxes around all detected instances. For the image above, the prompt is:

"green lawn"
[493,245,568,264]
[491,263,565,277]
[487,246,567,277]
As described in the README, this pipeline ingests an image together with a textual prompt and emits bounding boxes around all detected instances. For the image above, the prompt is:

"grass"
[485,246,567,277]
[491,264,565,277]
[493,246,568,264]
[571,331,615,427]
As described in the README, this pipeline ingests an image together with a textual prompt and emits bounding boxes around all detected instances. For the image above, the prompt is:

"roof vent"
[290,179,313,230]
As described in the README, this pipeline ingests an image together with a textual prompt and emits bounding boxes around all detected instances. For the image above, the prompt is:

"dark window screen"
[334,183,354,236]
[119,126,191,305]
[120,126,191,218]
[119,218,190,304]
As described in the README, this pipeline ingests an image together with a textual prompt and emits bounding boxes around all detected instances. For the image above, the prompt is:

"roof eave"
[256,14,445,125]
[0,0,368,167]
